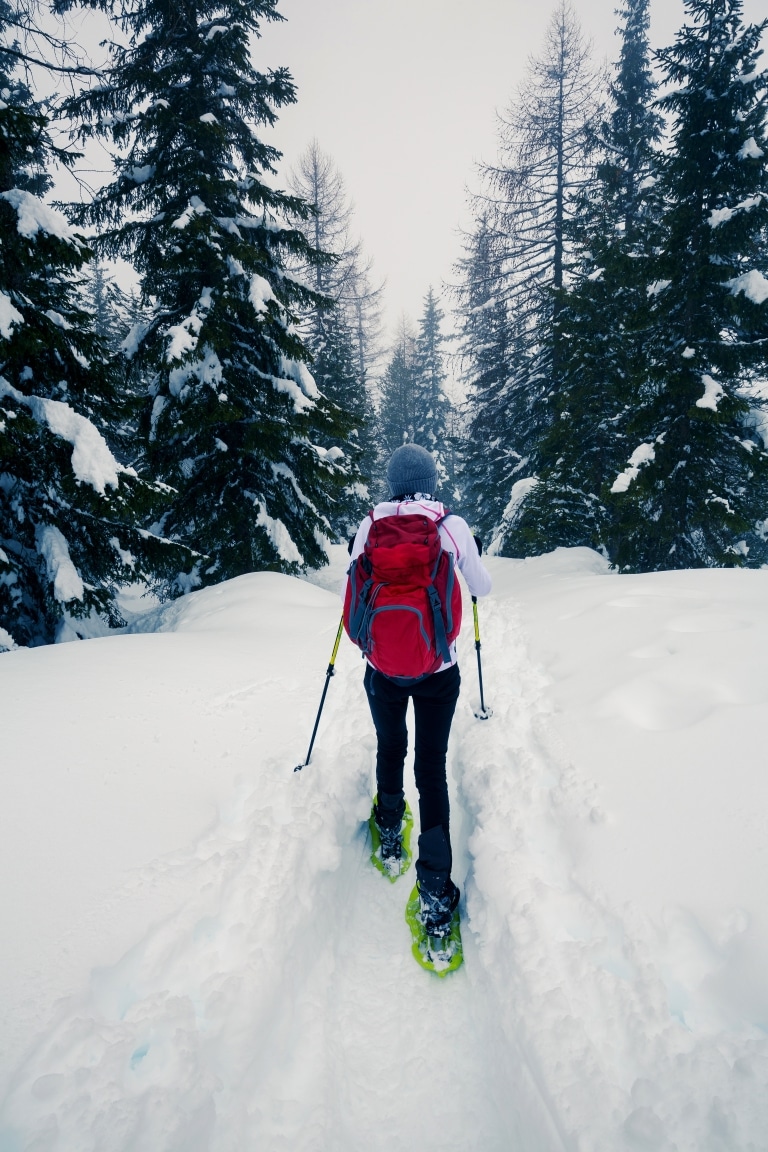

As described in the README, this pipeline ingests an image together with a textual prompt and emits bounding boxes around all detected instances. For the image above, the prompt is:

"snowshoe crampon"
[369,797,414,883]
[405,884,463,976]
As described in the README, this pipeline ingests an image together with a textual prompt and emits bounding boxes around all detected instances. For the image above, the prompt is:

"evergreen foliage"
[513,0,664,555]
[288,141,380,532]
[610,0,768,570]
[0,12,176,650]
[65,0,354,582]
[464,1,603,553]
[455,215,520,539]
[412,288,452,492]
[377,319,418,475]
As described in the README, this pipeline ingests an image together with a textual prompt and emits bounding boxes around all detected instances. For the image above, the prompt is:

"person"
[344,443,492,938]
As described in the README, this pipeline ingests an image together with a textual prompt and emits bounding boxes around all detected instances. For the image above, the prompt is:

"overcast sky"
[255,0,766,342]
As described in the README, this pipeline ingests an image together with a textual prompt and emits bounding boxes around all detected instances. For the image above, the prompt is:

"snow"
[166,315,202,363]
[646,279,671,296]
[272,358,320,414]
[35,524,85,603]
[252,500,303,566]
[0,189,79,243]
[44,309,72,331]
[2,549,768,1149]
[0,291,23,339]
[171,196,208,230]
[120,321,148,360]
[489,476,539,552]
[708,194,765,228]
[738,137,765,160]
[0,379,123,493]
[127,164,156,184]
[0,626,18,652]
[697,374,725,411]
[611,442,656,494]
[248,273,275,314]
[728,268,768,306]
[199,113,219,124]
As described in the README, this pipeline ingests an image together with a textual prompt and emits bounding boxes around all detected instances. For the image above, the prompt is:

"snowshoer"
[343,443,492,955]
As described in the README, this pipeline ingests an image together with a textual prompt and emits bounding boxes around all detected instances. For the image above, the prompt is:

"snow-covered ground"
[1,546,767,1151]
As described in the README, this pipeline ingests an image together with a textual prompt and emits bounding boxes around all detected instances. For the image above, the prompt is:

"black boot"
[418,879,460,938]
[415,825,458,937]
[373,790,406,864]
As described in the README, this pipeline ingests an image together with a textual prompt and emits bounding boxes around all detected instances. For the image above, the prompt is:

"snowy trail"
[0,581,564,1151]
[3,555,768,1150]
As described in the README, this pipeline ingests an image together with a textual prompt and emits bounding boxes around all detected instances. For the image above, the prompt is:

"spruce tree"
[0,17,176,650]
[610,0,768,570]
[513,0,664,555]
[377,319,418,488]
[455,216,521,540]
[288,141,379,531]
[466,1,603,553]
[66,0,353,581]
[412,287,452,491]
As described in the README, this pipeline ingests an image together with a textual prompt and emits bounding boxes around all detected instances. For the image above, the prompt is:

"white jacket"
[342,499,492,671]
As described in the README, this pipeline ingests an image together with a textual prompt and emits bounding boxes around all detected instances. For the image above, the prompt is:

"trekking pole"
[472,596,492,720]
[295,615,345,772]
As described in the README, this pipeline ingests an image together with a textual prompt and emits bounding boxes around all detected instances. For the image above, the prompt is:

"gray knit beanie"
[386,443,438,498]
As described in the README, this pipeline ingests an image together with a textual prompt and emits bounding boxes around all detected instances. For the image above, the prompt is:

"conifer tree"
[377,319,418,481]
[288,141,380,530]
[455,215,519,539]
[513,0,664,555]
[610,0,768,570]
[412,287,452,491]
[465,1,603,553]
[0,15,177,650]
[65,0,354,582]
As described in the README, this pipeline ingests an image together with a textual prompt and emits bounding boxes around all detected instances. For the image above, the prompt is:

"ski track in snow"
[2,570,768,1150]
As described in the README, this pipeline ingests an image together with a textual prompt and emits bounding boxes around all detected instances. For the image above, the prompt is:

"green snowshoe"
[405,883,463,976]
[369,795,414,882]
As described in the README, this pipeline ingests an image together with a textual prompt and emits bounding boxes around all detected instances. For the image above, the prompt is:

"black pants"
[364,663,461,889]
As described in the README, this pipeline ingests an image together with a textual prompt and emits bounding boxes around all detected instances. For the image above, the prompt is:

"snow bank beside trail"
[0,573,344,1099]
[459,548,768,1150]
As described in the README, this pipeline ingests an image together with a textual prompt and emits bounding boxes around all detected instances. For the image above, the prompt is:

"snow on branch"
[0,378,125,493]
[35,524,84,603]
[0,189,82,244]
[611,443,656,494]
[727,269,768,306]
[696,375,725,412]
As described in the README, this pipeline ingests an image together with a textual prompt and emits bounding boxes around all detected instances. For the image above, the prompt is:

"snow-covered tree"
[66,0,354,582]
[512,0,664,555]
[288,140,380,530]
[377,318,418,475]
[610,0,768,571]
[454,215,519,538]
[0,16,176,650]
[465,1,603,553]
[411,287,452,490]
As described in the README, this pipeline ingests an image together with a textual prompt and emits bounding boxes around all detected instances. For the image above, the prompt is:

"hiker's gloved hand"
[474,535,483,556]
[347,535,355,556]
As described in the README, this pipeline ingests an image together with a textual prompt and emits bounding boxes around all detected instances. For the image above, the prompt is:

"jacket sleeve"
[443,516,492,597]
[340,516,373,603]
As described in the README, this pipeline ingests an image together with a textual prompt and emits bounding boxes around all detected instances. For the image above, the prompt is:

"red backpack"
[344,512,463,682]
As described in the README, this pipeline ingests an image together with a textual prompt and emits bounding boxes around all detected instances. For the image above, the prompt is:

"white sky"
[256,0,767,341]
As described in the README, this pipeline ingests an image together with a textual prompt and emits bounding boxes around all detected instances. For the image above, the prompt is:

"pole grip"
[327,615,344,676]
[472,595,480,646]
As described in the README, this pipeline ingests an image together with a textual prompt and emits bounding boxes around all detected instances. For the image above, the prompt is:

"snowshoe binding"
[369,795,414,882]
[405,880,463,976]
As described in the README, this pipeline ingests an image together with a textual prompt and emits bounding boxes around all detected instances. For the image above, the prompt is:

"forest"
[1,0,768,650]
